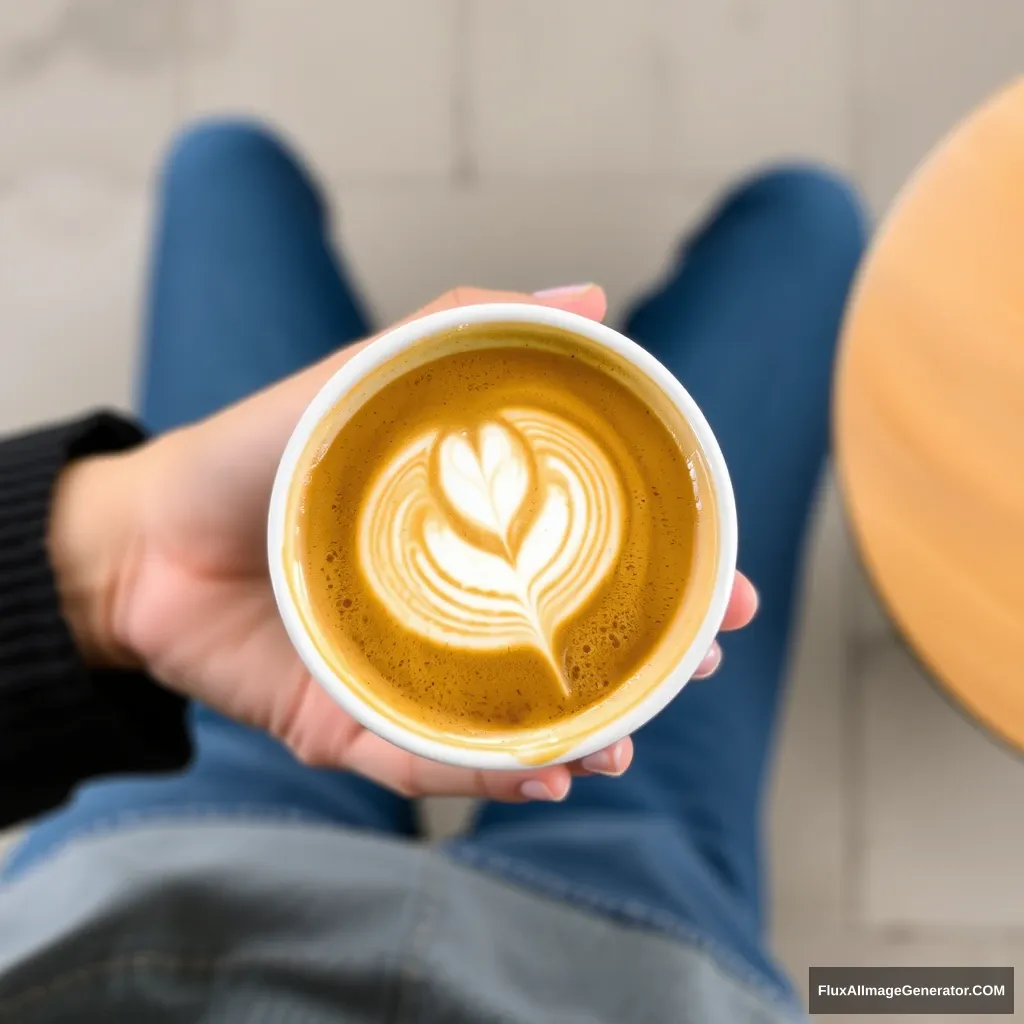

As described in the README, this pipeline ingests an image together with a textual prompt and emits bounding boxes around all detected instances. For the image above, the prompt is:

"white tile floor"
[2,1,1024,1018]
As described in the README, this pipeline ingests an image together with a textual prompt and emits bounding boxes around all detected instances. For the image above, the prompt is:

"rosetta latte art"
[357,407,625,694]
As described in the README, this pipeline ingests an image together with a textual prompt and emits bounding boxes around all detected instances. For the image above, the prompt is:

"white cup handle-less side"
[268,304,737,771]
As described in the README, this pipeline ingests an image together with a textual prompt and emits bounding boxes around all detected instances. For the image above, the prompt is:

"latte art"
[358,408,625,693]
[299,331,709,741]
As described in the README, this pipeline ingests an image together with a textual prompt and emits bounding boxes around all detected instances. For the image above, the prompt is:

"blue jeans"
[4,122,865,1001]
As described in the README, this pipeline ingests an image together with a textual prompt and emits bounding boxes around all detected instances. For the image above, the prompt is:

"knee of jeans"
[158,118,317,210]
[734,163,869,269]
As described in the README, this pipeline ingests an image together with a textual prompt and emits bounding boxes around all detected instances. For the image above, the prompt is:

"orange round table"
[836,79,1024,751]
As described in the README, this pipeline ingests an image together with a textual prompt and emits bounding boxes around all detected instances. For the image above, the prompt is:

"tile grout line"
[171,0,188,124]
[845,0,869,194]
[323,170,739,191]
[649,0,675,172]
[451,0,478,188]
[842,516,869,932]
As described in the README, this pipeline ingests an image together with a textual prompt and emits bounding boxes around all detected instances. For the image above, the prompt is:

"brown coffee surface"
[298,323,709,738]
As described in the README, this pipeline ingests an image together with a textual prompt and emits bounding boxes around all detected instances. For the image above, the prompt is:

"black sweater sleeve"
[0,413,191,829]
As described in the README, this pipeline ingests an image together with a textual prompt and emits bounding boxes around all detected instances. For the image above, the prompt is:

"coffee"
[290,321,719,743]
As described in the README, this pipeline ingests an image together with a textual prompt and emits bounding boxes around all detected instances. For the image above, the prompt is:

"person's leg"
[140,119,372,433]
[5,121,414,881]
[449,167,867,997]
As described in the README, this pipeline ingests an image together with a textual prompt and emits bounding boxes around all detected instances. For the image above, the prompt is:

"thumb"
[410,283,607,324]
[201,283,609,492]
[281,283,606,419]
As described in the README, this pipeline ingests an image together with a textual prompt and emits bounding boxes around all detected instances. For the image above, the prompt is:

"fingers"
[692,641,722,679]
[570,736,633,777]
[344,730,573,801]
[720,571,758,631]
[690,573,757,680]
[338,729,632,803]
[293,574,758,797]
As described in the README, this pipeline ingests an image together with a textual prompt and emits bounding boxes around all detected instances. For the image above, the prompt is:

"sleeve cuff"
[0,413,191,826]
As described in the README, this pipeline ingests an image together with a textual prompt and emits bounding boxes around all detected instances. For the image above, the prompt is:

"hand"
[51,285,757,802]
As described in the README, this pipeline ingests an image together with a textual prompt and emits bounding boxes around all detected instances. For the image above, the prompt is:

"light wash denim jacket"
[0,823,803,1023]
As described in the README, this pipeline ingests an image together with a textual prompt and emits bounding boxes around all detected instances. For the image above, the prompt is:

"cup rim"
[268,302,738,769]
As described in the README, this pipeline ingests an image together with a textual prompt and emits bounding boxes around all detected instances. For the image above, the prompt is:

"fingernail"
[520,779,568,802]
[695,644,722,678]
[533,283,594,299]
[580,749,625,776]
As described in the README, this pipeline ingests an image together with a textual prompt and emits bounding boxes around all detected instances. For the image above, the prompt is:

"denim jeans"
[4,121,865,1001]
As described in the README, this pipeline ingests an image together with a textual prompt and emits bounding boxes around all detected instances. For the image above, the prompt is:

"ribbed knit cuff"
[0,413,191,827]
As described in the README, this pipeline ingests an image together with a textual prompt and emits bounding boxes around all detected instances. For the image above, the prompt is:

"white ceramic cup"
[268,303,737,770]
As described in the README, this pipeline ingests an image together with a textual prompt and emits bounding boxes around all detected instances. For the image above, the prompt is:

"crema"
[294,322,717,739]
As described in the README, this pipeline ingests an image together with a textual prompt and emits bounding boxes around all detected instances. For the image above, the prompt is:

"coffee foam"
[284,321,720,762]
[358,407,625,693]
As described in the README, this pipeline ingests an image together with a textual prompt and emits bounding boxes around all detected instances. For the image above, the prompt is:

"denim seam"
[401,853,528,1024]
[447,844,796,1012]
[390,846,441,1024]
